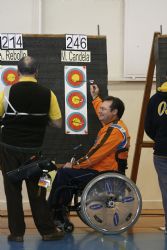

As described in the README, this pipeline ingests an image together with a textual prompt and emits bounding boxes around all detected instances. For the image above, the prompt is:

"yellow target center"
[72,96,80,104]
[7,73,16,82]
[71,74,80,83]
[72,118,81,126]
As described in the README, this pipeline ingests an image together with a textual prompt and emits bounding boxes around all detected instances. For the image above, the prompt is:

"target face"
[66,91,86,109]
[65,66,87,134]
[66,68,85,88]
[67,112,86,132]
[1,68,19,86]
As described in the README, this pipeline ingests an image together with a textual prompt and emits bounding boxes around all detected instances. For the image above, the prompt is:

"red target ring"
[66,91,86,109]
[1,68,19,86]
[67,112,86,132]
[66,68,85,88]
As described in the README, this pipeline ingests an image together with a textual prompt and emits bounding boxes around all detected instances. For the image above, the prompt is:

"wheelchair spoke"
[113,211,119,226]
[121,196,135,203]
[105,182,113,194]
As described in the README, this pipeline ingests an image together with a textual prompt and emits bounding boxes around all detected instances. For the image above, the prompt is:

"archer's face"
[98,100,117,124]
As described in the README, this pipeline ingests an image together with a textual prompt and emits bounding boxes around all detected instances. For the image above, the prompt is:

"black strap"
[115,148,128,174]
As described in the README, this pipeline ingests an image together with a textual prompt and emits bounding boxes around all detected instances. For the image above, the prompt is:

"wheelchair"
[18,153,142,235]
[51,170,142,235]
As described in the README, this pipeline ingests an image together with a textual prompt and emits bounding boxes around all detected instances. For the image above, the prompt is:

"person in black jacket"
[0,56,64,242]
[145,75,167,234]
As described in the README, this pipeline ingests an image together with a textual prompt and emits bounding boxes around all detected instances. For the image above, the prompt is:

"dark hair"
[103,96,125,119]
[18,56,38,75]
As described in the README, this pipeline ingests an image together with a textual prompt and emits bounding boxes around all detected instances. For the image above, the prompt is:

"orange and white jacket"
[72,97,130,172]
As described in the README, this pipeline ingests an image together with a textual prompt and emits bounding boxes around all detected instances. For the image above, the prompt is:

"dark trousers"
[154,155,167,228]
[0,145,55,236]
[48,168,98,210]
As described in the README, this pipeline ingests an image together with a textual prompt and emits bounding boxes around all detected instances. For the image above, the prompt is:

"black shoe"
[8,234,24,242]
[42,228,64,241]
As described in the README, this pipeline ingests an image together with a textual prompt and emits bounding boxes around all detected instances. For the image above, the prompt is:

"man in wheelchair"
[48,84,130,228]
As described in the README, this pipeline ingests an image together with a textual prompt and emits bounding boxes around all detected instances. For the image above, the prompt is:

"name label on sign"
[0,50,28,61]
[66,34,87,51]
[61,50,91,62]
[0,33,23,49]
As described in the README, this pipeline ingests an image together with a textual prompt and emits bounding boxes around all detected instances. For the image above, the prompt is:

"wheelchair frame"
[19,154,142,234]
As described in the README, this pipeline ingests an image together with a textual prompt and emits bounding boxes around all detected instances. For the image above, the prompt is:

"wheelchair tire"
[80,172,142,234]
[64,222,74,233]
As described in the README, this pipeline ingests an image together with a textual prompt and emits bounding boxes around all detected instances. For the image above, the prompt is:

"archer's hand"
[63,162,72,168]
[90,84,99,100]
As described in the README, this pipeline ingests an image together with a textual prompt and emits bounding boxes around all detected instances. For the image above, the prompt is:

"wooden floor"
[0,209,165,235]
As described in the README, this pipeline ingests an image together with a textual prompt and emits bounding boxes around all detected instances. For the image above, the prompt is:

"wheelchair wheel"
[80,172,142,234]
[54,218,74,233]
[64,222,74,233]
